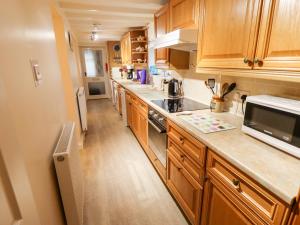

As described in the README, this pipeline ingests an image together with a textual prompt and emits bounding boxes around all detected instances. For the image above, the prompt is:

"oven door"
[148,119,167,167]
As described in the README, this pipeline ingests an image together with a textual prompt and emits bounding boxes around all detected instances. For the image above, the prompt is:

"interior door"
[81,48,109,99]
[197,0,262,69]
[255,0,300,71]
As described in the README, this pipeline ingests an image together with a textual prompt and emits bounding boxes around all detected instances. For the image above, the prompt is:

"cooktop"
[151,98,209,113]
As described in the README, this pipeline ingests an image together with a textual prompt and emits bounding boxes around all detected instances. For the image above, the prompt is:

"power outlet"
[234,89,250,102]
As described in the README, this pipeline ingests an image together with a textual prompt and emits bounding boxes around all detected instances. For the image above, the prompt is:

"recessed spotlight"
[88,9,97,12]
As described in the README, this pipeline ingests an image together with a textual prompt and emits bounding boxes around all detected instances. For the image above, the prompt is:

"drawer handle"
[180,155,185,161]
[179,137,184,144]
[232,178,241,190]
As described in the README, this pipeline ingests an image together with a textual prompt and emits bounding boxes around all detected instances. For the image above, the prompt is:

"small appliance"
[168,78,183,98]
[242,95,300,158]
[127,65,134,79]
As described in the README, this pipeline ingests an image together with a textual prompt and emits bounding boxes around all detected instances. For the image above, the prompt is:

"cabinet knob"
[243,57,253,66]
[254,58,264,67]
[232,178,241,190]
[179,137,184,144]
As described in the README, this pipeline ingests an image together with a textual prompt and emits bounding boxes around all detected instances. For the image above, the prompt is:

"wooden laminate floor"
[82,99,189,225]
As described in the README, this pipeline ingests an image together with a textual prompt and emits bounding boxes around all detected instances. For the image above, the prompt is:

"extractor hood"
[151,29,198,52]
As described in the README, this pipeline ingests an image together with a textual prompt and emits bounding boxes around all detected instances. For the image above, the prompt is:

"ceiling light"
[90,32,97,41]
[92,23,102,31]
[88,9,97,12]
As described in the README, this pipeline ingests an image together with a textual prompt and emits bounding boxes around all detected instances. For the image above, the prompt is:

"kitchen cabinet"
[120,29,148,67]
[288,190,300,225]
[125,91,132,127]
[169,0,199,31]
[197,0,261,69]
[255,0,300,71]
[125,91,148,151]
[167,151,202,225]
[154,4,190,69]
[138,105,148,150]
[167,120,206,225]
[197,0,300,74]
[117,86,122,115]
[121,33,131,65]
[154,3,169,66]
[201,150,289,225]
[131,104,139,136]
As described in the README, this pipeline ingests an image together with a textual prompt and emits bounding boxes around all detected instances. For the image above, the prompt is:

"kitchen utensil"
[205,79,215,94]
[222,83,236,98]
[221,83,229,96]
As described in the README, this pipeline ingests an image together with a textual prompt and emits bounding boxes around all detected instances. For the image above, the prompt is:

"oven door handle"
[148,119,166,133]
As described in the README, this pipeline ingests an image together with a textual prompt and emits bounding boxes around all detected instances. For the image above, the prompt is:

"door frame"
[80,46,109,100]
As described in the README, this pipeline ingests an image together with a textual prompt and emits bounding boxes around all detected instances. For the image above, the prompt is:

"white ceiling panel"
[58,0,164,43]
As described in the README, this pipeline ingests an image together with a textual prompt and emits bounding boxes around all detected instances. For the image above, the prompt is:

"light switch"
[30,59,42,86]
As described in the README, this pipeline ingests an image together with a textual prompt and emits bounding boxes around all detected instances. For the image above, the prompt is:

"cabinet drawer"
[167,151,202,225]
[167,120,206,167]
[206,150,288,225]
[131,94,139,105]
[168,138,204,185]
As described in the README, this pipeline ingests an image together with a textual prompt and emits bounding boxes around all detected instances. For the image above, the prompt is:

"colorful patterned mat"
[177,113,236,134]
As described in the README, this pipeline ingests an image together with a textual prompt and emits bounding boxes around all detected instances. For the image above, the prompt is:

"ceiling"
[58,0,165,44]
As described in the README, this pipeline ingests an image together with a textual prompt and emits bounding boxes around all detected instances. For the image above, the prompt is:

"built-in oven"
[148,107,167,167]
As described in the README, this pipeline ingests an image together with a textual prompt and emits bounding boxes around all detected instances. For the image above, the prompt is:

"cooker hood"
[151,29,198,52]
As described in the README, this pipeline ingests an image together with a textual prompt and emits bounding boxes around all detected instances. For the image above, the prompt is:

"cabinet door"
[131,104,139,136]
[170,0,199,31]
[154,4,169,65]
[255,0,300,71]
[139,112,148,150]
[201,177,255,225]
[197,0,261,69]
[167,152,202,225]
[125,93,132,127]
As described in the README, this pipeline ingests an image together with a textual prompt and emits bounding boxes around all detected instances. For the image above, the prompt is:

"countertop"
[113,78,300,205]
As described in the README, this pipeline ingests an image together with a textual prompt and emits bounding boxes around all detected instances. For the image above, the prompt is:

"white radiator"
[77,87,88,132]
[53,122,84,225]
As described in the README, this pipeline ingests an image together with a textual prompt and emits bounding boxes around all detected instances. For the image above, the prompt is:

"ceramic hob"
[151,98,209,113]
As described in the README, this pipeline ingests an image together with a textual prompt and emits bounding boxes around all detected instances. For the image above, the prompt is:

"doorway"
[81,47,109,99]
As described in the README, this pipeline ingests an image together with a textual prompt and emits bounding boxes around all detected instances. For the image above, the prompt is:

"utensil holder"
[210,96,224,113]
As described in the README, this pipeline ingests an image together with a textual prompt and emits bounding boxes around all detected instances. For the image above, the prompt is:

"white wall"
[0,0,71,224]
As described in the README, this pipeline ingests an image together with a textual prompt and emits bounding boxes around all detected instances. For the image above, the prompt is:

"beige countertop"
[113,78,300,205]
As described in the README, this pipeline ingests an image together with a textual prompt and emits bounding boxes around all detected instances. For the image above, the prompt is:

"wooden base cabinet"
[202,151,290,225]
[288,190,300,225]
[167,152,202,225]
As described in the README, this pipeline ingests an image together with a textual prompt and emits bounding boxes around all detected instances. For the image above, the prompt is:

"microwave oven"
[242,95,300,158]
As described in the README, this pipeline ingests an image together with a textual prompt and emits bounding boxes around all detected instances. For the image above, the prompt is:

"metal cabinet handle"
[243,57,253,66]
[254,58,263,67]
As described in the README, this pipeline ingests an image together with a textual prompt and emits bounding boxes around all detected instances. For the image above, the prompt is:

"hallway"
[81,99,189,225]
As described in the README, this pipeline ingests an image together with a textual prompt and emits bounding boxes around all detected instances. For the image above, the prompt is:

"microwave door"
[244,102,300,146]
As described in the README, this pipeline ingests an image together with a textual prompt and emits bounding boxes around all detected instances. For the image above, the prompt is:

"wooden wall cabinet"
[169,0,199,31]
[120,30,148,67]
[255,0,300,71]
[201,150,290,225]
[154,3,190,69]
[197,0,300,73]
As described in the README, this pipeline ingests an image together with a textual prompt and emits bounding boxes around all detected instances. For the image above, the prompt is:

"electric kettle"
[168,78,183,98]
